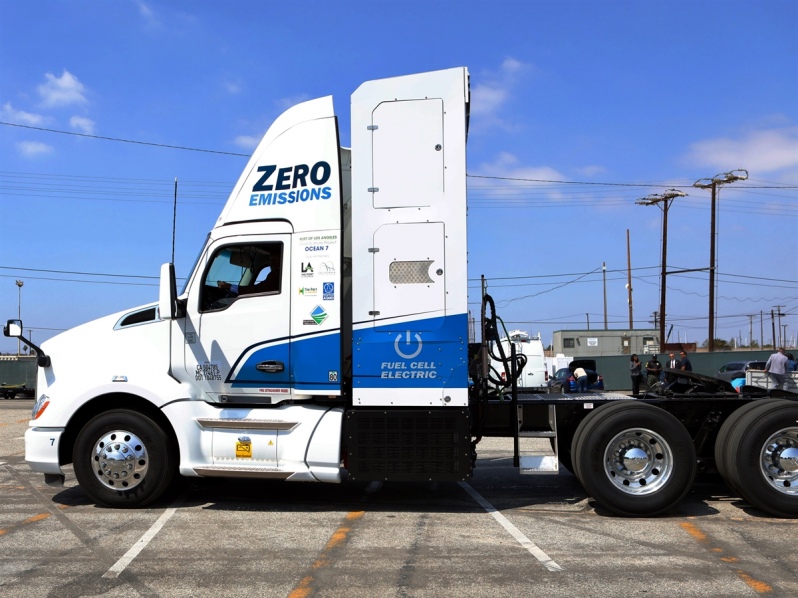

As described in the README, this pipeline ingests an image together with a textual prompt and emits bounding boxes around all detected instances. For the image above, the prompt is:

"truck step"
[518,429,556,438]
[519,454,559,475]
[195,418,299,431]
[193,465,293,479]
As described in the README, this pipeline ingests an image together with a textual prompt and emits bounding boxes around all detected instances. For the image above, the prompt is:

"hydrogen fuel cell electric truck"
[7,68,798,518]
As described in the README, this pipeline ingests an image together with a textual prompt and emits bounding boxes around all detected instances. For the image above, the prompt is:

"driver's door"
[182,234,292,404]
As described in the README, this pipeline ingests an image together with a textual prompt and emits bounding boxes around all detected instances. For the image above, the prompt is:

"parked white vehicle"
[490,330,548,390]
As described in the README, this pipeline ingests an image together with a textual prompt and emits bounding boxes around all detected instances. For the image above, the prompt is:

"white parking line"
[459,482,563,572]
[102,507,177,578]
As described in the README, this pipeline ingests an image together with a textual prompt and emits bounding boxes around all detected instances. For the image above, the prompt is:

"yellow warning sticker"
[236,439,252,458]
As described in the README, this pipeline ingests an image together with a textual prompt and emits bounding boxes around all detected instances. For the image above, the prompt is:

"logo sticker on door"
[303,305,328,326]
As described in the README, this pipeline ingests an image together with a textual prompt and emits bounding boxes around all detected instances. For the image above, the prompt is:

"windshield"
[181,233,210,295]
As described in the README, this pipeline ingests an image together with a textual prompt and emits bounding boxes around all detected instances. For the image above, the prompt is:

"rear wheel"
[573,402,696,516]
[73,409,177,508]
[724,400,798,518]
[570,400,637,482]
[714,399,782,494]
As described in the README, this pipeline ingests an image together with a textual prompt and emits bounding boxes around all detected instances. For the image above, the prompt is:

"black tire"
[714,399,783,494]
[570,400,637,484]
[573,402,696,516]
[550,436,574,474]
[73,409,177,508]
[723,400,798,518]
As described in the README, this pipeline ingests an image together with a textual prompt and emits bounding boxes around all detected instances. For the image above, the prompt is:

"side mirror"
[4,319,50,367]
[3,319,22,338]
[159,263,177,320]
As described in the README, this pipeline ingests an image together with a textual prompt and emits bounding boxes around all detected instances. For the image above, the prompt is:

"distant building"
[552,329,660,357]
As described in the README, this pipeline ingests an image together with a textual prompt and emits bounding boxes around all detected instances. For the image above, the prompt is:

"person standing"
[645,354,662,389]
[764,347,789,391]
[630,354,642,397]
[665,352,679,385]
[677,351,692,384]
[787,352,796,373]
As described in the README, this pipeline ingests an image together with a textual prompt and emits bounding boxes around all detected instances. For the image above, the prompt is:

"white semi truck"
[6,68,798,518]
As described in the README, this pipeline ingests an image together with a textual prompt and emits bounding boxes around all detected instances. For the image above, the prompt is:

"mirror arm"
[20,335,50,367]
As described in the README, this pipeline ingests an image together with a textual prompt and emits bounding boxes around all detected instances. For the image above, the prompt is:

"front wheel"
[573,402,696,516]
[73,409,177,508]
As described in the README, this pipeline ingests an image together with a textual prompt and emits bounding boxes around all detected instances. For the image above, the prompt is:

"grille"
[389,261,434,284]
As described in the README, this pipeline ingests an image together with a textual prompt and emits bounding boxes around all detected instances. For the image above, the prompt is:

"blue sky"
[1,1,796,354]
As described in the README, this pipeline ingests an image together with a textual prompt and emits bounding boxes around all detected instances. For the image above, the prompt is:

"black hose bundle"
[482,294,526,388]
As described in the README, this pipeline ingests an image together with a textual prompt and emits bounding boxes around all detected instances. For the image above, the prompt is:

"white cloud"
[276,94,312,111]
[69,115,95,135]
[136,1,160,27]
[223,80,243,95]
[234,135,260,150]
[575,165,608,177]
[470,57,530,119]
[1,102,47,126]
[17,141,53,157]
[686,127,798,174]
[471,152,569,204]
[37,70,88,108]
[478,152,564,181]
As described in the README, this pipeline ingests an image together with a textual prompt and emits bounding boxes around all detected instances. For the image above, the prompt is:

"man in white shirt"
[765,348,789,391]
[573,367,588,392]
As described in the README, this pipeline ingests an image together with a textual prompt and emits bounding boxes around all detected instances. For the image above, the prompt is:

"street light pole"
[693,169,747,352]
[15,280,24,356]
[636,189,686,352]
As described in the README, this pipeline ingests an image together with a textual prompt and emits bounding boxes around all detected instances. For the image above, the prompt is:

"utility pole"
[760,310,764,348]
[748,314,754,348]
[636,189,686,352]
[771,310,777,348]
[602,262,608,330]
[774,305,785,347]
[626,230,633,329]
[693,170,747,352]
[15,280,23,356]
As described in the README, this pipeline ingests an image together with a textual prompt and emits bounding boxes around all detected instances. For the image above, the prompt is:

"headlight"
[31,394,50,420]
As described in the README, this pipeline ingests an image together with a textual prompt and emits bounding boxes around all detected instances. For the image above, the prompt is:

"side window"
[200,242,283,312]
[563,338,575,349]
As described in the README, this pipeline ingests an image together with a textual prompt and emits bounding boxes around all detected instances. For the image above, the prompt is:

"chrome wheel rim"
[91,430,148,490]
[604,428,673,495]
[759,427,798,496]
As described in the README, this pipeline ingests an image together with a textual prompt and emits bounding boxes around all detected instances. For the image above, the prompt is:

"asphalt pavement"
[1,399,796,597]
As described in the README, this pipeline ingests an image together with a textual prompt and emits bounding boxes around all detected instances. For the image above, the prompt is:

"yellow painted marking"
[681,521,774,594]
[287,511,365,598]
[679,522,708,542]
[737,571,773,593]
[23,513,50,524]
[0,508,62,537]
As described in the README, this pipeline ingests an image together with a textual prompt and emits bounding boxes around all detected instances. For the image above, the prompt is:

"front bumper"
[25,427,65,475]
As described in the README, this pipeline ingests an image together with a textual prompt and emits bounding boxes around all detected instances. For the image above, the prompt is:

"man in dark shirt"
[645,354,662,388]
[677,351,692,384]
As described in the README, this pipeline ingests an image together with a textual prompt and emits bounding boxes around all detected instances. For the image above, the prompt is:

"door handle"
[256,361,285,374]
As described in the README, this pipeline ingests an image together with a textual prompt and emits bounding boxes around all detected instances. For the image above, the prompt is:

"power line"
[0,121,249,157]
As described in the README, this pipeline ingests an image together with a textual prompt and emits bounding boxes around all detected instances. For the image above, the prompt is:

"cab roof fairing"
[214,96,337,229]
